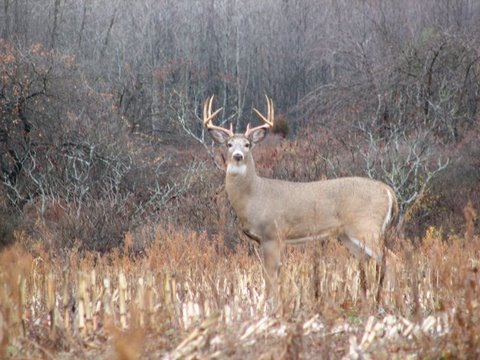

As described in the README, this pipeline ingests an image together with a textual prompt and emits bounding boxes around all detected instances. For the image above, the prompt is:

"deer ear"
[208,129,230,144]
[249,128,267,144]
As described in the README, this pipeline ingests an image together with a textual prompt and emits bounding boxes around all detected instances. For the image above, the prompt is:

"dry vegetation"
[1,225,479,359]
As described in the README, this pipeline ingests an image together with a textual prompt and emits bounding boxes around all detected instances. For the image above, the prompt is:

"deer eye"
[245,143,250,148]
[227,143,233,148]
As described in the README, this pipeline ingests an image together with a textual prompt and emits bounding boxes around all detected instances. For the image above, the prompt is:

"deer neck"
[225,155,258,214]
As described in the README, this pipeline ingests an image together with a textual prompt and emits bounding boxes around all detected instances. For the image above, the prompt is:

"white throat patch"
[227,163,247,176]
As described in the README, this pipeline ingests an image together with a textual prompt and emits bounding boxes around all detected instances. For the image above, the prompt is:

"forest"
[1,0,479,358]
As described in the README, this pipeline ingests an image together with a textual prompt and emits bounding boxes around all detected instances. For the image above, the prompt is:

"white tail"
[204,95,398,300]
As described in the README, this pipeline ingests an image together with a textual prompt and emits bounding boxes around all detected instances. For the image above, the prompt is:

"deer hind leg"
[340,233,385,302]
[374,252,387,305]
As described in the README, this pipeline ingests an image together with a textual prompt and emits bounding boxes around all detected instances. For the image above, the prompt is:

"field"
[1,226,479,359]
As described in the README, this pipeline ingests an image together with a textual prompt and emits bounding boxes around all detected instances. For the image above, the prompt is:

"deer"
[202,95,399,303]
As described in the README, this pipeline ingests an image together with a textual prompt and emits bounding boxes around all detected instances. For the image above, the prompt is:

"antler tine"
[202,95,233,136]
[246,95,275,137]
[203,96,222,126]
[252,95,274,127]
[269,95,274,124]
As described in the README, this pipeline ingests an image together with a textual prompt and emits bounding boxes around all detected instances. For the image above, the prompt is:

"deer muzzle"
[233,152,244,162]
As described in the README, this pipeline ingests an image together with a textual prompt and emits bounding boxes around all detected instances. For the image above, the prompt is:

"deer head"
[203,95,274,176]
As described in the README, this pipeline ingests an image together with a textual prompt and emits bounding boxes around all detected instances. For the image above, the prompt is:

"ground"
[1,226,479,359]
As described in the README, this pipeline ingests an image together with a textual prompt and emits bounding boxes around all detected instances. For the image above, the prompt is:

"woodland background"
[1,0,479,250]
[1,1,480,358]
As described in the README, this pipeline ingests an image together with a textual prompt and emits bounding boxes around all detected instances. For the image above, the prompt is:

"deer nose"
[233,153,243,162]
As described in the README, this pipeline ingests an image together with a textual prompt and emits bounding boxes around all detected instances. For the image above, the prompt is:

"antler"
[245,95,275,138]
[203,95,233,136]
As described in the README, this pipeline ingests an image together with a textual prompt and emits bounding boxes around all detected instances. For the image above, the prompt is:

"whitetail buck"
[203,95,398,301]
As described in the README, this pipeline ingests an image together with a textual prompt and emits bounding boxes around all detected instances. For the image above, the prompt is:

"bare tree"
[355,124,449,230]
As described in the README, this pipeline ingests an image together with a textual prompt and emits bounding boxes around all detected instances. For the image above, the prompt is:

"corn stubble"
[0,226,479,359]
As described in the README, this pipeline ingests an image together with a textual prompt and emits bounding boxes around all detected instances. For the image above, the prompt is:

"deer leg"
[382,248,400,298]
[373,238,393,306]
[342,234,381,263]
[261,240,281,302]
[341,233,385,302]
[358,260,368,297]
[375,256,386,305]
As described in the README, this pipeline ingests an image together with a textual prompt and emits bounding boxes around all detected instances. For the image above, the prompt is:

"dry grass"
[1,226,479,359]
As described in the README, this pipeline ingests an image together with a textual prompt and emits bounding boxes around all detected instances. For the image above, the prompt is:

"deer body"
[228,173,394,257]
[203,96,398,301]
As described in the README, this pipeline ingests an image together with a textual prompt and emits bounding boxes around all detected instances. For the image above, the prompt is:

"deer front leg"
[261,240,281,303]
